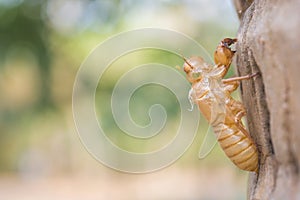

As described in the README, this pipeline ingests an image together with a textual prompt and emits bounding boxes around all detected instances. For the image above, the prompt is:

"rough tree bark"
[233,0,300,199]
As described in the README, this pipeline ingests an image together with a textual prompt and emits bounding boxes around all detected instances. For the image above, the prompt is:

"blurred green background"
[0,0,248,199]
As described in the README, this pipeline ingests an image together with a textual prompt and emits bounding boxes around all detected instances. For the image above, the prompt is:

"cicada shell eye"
[192,71,201,79]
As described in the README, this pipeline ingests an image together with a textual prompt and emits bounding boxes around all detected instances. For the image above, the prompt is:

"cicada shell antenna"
[178,52,195,70]
[183,57,195,69]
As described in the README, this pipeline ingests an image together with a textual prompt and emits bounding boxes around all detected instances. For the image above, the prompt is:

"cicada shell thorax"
[214,38,237,67]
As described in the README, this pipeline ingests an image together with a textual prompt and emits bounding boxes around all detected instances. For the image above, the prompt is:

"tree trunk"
[233,0,300,199]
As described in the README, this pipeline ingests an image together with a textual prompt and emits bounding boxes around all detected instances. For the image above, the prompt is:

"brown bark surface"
[233,0,300,199]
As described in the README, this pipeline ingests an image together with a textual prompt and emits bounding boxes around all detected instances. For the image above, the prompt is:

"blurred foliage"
[0,0,51,109]
[0,0,239,173]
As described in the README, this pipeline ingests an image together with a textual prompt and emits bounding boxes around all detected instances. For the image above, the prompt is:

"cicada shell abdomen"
[214,124,258,172]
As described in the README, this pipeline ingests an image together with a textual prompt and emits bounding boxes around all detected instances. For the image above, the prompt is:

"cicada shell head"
[183,56,211,83]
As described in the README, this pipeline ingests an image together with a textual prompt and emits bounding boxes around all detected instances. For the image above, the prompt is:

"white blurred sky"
[42,0,239,35]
